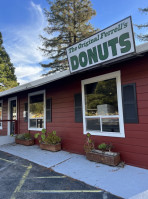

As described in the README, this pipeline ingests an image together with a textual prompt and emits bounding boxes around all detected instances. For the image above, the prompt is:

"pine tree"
[0,32,18,92]
[40,0,97,74]
[135,7,148,41]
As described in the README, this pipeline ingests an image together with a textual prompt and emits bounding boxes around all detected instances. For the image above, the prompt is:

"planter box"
[15,138,34,146]
[40,143,61,152]
[86,149,120,166]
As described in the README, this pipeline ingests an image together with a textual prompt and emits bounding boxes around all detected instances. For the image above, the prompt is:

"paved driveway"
[0,151,122,199]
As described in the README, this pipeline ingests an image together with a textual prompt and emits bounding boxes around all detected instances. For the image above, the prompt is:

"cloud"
[2,1,49,85]
[15,65,42,77]
[15,65,44,85]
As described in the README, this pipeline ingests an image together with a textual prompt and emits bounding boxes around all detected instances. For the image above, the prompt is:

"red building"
[0,42,148,169]
[0,16,148,169]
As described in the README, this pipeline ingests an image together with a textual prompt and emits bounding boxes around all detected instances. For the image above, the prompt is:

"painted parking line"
[11,164,32,199]
[0,155,102,198]
[33,176,66,179]
[21,190,102,193]
[0,157,28,168]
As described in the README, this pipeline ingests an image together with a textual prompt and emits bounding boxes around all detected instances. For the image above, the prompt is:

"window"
[82,71,125,137]
[28,90,46,131]
[0,101,2,129]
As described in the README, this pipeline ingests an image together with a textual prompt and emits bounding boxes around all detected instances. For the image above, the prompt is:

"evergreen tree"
[40,0,97,74]
[0,32,18,92]
[135,7,148,41]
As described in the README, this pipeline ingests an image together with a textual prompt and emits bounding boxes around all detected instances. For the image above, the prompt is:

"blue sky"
[0,0,147,84]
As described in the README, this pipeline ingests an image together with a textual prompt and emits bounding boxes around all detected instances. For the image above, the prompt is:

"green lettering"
[97,42,109,60]
[79,51,88,67]
[87,47,98,65]
[70,55,79,70]
[108,37,118,56]
[119,32,131,53]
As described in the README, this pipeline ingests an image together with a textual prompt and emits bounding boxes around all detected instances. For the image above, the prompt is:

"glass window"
[85,78,118,116]
[29,91,45,130]
[0,102,2,129]
[82,71,125,137]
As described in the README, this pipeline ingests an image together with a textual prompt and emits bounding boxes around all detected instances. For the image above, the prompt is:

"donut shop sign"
[66,16,135,73]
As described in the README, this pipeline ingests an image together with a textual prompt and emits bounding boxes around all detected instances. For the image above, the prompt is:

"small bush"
[98,143,107,151]
[98,142,113,152]
[44,131,61,145]
[34,129,61,145]
[16,133,32,140]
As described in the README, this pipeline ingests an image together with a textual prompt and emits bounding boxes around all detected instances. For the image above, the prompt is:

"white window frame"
[81,71,125,138]
[28,90,46,131]
[0,100,3,130]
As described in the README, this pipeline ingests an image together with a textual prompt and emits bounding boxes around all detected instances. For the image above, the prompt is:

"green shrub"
[98,143,113,152]
[34,129,61,145]
[98,143,107,151]
[34,128,46,143]
[44,131,61,145]
[16,133,32,140]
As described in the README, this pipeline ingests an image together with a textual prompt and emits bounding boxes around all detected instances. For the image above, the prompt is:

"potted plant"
[84,134,120,166]
[34,129,61,152]
[84,133,95,153]
[15,133,34,146]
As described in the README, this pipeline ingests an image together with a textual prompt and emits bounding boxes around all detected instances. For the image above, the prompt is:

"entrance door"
[8,97,17,135]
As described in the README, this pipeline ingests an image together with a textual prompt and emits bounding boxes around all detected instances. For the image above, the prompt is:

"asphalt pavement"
[0,150,122,199]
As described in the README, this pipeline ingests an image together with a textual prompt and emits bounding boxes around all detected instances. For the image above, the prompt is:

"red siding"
[0,100,8,135]
[1,55,148,169]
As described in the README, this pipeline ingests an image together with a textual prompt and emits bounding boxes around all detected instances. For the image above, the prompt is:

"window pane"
[86,118,101,131]
[85,78,118,116]
[30,102,44,119]
[0,103,2,119]
[37,119,43,128]
[29,93,44,129]
[30,119,36,128]
[102,118,119,132]
[30,94,43,104]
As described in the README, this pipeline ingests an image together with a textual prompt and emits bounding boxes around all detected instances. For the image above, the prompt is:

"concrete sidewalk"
[0,144,148,199]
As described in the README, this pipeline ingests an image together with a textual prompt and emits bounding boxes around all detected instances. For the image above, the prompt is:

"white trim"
[8,97,17,135]
[81,71,125,138]
[28,90,46,131]
[0,100,3,130]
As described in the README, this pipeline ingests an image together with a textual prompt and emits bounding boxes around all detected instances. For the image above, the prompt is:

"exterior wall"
[46,77,84,153]
[0,54,148,169]
[0,99,8,136]
[121,56,148,169]
[18,94,28,134]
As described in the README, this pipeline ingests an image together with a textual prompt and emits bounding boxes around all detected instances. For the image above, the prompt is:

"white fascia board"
[0,70,71,97]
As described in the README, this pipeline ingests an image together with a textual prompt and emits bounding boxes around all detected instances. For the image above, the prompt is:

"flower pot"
[40,143,61,152]
[86,149,120,166]
[15,138,34,146]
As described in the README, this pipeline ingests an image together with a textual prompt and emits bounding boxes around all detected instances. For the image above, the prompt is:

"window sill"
[83,130,125,138]
[28,128,43,131]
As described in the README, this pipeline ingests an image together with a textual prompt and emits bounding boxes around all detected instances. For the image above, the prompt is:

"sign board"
[66,16,135,73]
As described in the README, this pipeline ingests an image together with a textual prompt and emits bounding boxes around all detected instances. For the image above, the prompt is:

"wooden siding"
[0,54,148,169]
[0,100,8,135]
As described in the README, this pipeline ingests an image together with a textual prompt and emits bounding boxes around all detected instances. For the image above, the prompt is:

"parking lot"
[0,150,122,199]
